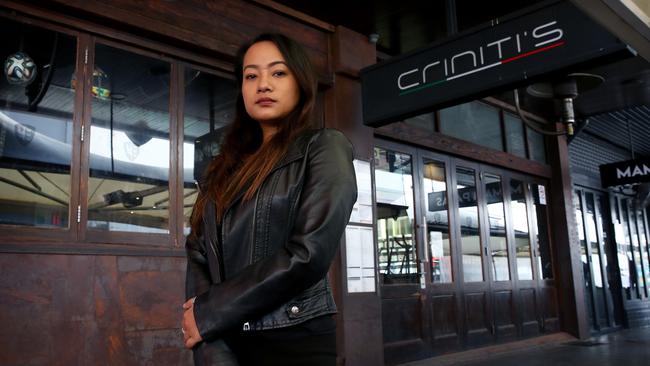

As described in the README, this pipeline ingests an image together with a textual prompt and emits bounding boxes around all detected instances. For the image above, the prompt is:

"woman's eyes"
[272,70,287,77]
[244,70,288,80]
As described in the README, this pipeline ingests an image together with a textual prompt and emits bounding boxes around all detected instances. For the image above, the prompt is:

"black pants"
[225,315,337,366]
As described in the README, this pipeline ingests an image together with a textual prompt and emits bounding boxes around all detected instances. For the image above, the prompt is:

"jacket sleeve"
[185,233,213,300]
[192,129,358,341]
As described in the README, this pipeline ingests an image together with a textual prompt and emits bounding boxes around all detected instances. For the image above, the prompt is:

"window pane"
[612,197,632,298]
[439,101,502,151]
[527,127,546,163]
[374,147,417,284]
[620,199,638,299]
[575,190,596,326]
[637,209,650,295]
[87,44,170,233]
[183,68,236,235]
[586,193,604,288]
[586,192,610,326]
[0,20,76,228]
[404,113,434,133]
[423,159,452,283]
[511,179,532,280]
[629,201,647,295]
[504,113,526,158]
[457,166,483,282]
[486,174,509,281]
[532,183,553,279]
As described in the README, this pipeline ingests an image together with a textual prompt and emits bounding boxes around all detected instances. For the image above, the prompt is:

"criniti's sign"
[360,0,633,127]
[600,158,650,187]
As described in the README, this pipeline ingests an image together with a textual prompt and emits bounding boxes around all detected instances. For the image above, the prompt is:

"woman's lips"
[256,98,276,106]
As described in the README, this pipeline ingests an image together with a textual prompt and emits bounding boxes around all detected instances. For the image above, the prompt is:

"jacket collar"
[270,128,321,172]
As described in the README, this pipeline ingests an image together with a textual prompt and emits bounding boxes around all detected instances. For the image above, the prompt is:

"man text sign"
[600,158,650,187]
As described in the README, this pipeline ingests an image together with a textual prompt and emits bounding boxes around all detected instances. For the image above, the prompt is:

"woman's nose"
[257,72,271,93]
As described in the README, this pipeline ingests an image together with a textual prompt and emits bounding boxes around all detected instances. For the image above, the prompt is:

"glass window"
[575,191,588,280]
[612,197,631,297]
[87,44,171,233]
[586,193,605,288]
[456,0,546,32]
[637,209,650,296]
[532,183,553,279]
[439,101,502,151]
[527,127,546,164]
[504,113,526,159]
[485,174,509,281]
[575,191,595,325]
[0,19,76,228]
[404,113,434,133]
[456,166,483,282]
[511,179,533,280]
[620,199,639,299]
[423,159,452,283]
[182,67,236,235]
[374,147,417,284]
[629,202,647,295]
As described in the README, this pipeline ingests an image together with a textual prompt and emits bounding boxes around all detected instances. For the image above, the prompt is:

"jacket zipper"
[249,188,261,265]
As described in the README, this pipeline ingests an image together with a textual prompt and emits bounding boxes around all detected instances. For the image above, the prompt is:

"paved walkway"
[400,326,650,366]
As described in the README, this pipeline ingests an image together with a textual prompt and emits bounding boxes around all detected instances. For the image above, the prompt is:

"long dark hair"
[190,33,317,236]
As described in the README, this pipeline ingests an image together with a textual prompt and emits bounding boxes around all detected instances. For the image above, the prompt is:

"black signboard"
[600,158,650,187]
[360,1,633,127]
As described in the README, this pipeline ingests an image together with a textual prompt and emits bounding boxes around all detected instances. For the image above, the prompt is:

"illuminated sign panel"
[600,158,650,187]
[360,1,632,127]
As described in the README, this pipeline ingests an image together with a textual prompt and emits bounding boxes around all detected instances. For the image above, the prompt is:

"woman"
[181,33,357,366]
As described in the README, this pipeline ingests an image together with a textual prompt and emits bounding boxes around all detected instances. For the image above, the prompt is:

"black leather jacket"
[185,128,357,342]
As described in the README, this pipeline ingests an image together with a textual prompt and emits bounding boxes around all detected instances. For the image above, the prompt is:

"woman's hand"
[181,297,203,349]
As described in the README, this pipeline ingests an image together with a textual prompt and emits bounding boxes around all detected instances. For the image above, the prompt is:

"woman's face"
[242,41,300,125]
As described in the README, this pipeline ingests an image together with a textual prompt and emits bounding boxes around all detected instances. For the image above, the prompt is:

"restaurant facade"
[0,1,648,365]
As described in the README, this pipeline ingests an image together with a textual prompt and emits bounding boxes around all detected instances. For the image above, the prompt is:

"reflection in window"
[485,174,509,281]
[586,193,604,288]
[0,19,76,228]
[527,127,546,164]
[374,147,417,284]
[440,101,502,151]
[504,113,526,159]
[532,183,553,279]
[637,209,650,296]
[620,199,638,299]
[575,191,595,326]
[457,167,483,282]
[183,68,236,234]
[511,179,532,280]
[628,200,646,295]
[404,113,434,133]
[423,159,452,283]
[87,44,170,233]
[612,197,630,296]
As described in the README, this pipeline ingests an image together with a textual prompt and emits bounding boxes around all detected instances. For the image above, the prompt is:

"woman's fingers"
[182,297,195,310]
[181,299,203,349]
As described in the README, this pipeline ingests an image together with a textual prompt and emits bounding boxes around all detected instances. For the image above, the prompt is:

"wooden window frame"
[0,6,236,256]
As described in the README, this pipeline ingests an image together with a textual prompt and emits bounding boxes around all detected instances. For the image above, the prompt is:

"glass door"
[575,187,624,332]
[417,151,460,352]
[374,141,432,363]
[374,139,559,363]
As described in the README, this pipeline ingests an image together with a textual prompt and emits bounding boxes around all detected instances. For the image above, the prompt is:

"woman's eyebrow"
[243,61,287,71]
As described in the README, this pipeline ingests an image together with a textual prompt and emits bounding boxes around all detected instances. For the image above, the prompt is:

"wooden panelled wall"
[0,1,377,365]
